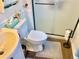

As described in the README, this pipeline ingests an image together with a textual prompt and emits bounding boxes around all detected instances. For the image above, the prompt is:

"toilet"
[26,30,47,52]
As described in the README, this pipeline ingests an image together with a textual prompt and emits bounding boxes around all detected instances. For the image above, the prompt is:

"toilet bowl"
[26,30,47,52]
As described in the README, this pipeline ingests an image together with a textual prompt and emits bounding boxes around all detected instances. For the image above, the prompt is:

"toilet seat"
[27,30,47,44]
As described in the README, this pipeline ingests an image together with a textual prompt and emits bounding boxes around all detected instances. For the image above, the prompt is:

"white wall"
[71,23,79,59]
[34,0,79,35]
[23,0,34,28]
[0,0,34,29]
[0,0,23,22]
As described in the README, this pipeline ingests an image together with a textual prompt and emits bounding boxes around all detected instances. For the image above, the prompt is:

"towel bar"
[35,3,55,5]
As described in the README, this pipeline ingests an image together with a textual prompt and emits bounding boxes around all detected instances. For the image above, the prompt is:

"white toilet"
[26,30,47,52]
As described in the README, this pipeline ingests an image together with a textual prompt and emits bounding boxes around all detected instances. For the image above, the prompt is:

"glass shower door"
[34,0,57,34]
[33,0,77,36]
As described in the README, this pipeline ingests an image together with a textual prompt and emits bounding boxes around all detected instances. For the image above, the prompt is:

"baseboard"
[47,34,65,40]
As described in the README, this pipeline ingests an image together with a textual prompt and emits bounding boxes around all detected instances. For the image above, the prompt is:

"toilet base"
[26,42,43,52]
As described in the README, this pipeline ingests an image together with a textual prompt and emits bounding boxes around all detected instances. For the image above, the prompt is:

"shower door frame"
[31,0,67,37]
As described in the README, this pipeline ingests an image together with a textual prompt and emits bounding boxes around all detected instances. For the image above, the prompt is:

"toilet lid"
[27,30,47,41]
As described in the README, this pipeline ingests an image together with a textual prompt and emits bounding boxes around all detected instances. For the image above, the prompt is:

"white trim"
[47,34,65,40]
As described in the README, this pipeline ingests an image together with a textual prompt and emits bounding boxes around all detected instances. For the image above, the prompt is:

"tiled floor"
[36,41,63,59]
[23,37,73,59]
[48,37,73,59]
